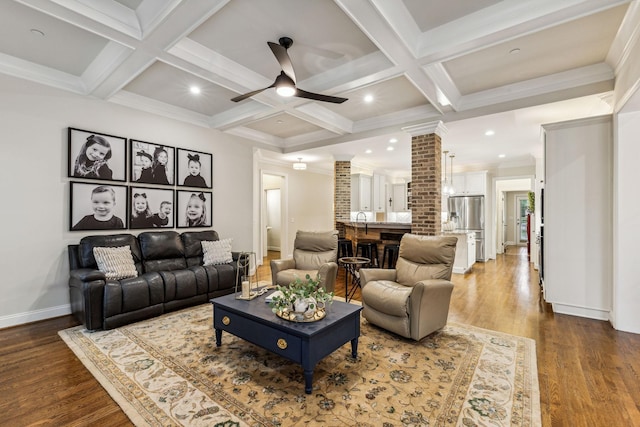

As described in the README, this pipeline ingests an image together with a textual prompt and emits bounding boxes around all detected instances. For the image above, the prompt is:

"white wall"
[0,74,254,328]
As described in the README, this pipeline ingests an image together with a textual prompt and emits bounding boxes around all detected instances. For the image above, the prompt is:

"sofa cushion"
[78,234,141,271]
[92,245,138,280]
[202,239,233,265]
[138,231,187,272]
[181,230,220,258]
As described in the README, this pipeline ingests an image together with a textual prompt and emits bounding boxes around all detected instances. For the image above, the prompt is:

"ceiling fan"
[230,37,348,104]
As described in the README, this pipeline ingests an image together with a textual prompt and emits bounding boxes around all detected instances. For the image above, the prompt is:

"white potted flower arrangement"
[268,274,333,322]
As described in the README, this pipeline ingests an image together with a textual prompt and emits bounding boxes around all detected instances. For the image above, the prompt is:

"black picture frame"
[129,186,175,229]
[176,148,213,189]
[70,181,128,231]
[130,139,176,186]
[68,128,127,182]
[176,190,213,228]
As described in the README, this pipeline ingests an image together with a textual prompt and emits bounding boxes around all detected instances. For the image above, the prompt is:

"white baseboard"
[551,302,610,321]
[452,266,471,274]
[0,304,71,329]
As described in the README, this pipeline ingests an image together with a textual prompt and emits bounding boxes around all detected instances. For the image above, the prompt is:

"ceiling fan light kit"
[231,36,348,104]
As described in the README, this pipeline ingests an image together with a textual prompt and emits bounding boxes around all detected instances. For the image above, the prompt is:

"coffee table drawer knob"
[277,338,288,349]
[222,316,230,325]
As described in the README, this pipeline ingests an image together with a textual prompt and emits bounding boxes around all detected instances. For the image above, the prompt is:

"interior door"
[516,195,529,245]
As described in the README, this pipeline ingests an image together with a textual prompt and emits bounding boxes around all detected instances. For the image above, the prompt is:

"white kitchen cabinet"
[451,171,487,195]
[391,183,409,212]
[543,116,612,320]
[446,232,475,274]
[351,174,372,211]
[372,174,386,212]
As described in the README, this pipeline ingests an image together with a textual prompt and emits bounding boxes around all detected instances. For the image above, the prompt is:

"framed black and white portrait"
[176,190,212,228]
[68,128,127,182]
[70,181,128,231]
[176,148,212,189]
[129,186,175,229]
[130,139,175,186]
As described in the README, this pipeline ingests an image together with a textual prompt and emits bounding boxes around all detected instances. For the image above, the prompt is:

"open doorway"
[261,172,287,263]
[265,188,281,251]
[493,177,534,256]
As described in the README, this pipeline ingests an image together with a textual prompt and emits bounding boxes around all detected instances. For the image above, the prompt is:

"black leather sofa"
[68,230,241,330]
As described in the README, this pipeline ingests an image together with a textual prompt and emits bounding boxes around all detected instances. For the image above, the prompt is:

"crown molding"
[402,120,448,138]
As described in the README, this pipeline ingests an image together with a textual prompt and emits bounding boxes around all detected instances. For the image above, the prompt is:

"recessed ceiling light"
[509,48,521,55]
[364,94,374,103]
[189,86,201,95]
[30,28,45,37]
[498,154,506,158]
[485,130,495,136]
[389,138,397,143]
[365,149,372,154]
[387,146,394,151]
[276,120,284,124]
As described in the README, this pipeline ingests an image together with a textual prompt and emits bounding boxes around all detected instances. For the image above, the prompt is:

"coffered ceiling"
[1,0,635,175]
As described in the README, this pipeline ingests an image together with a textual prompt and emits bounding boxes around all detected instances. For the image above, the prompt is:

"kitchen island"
[441,231,476,274]
[338,221,411,264]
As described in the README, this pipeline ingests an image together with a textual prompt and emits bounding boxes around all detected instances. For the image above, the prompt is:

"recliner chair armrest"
[317,262,338,293]
[70,268,106,282]
[270,258,296,285]
[408,279,454,341]
[360,268,397,287]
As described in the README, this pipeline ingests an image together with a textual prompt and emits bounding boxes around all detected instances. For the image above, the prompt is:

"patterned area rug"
[59,303,541,427]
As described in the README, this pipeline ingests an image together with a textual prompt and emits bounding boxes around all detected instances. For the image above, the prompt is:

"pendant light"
[449,153,456,195]
[292,157,307,170]
[442,150,450,194]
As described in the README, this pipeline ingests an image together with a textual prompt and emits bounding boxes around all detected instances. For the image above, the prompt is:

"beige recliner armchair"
[270,230,339,293]
[360,234,457,341]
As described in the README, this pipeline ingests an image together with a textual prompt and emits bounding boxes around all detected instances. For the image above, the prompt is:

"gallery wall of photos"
[67,127,214,231]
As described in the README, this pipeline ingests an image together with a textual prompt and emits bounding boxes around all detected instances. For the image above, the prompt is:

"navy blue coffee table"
[211,292,362,394]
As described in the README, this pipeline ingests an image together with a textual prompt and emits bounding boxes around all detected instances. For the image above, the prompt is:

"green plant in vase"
[269,274,333,322]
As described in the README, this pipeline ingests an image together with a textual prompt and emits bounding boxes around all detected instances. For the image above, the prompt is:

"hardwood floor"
[2,247,639,426]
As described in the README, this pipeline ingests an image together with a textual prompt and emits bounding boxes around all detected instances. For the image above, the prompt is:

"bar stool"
[338,238,353,259]
[356,240,379,267]
[381,243,400,268]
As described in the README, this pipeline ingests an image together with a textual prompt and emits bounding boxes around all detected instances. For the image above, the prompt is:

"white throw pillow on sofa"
[93,245,138,280]
[202,238,233,265]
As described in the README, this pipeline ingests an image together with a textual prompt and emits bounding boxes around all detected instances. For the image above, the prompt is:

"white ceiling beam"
[109,90,213,128]
[335,0,443,114]
[413,0,632,63]
[0,52,84,93]
[458,63,614,111]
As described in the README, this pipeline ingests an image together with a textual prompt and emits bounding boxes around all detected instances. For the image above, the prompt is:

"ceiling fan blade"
[230,85,273,102]
[295,88,348,104]
[268,41,296,83]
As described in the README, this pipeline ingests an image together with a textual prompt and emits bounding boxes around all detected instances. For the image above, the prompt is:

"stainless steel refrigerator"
[448,195,485,261]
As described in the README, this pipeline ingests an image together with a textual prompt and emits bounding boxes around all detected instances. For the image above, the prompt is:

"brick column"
[333,156,353,237]
[403,121,447,236]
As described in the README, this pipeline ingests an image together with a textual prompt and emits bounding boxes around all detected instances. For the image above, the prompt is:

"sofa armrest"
[70,268,105,282]
[408,279,454,340]
[270,258,296,285]
[69,270,107,331]
[360,268,397,288]
[317,262,338,294]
